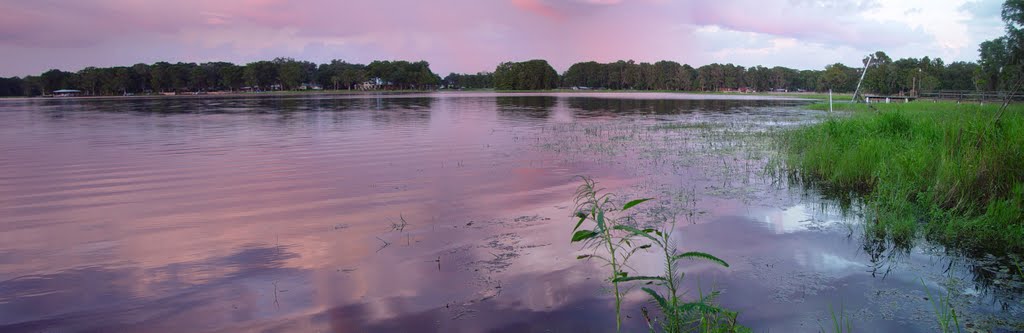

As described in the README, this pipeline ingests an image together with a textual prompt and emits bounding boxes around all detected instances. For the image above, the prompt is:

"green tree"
[494,59,558,90]
[274,58,307,90]
[244,61,278,90]
[131,63,150,92]
[821,63,851,92]
[78,67,101,95]
[218,63,244,91]
[442,72,493,89]
[0,77,25,97]
[40,69,73,94]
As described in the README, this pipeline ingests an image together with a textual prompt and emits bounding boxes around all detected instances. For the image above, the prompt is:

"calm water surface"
[0,92,1020,332]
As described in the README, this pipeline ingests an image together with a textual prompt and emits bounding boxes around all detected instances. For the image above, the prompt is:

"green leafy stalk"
[570,177,746,333]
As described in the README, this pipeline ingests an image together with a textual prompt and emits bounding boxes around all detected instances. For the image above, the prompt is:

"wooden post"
[829,89,833,112]
[852,55,873,102]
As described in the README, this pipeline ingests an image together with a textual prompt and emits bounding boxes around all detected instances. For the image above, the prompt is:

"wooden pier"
[863,95,916,104]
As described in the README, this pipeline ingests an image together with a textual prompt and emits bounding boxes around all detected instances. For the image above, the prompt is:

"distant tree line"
[2,42,1017,97]
[434,54,982,94]
[553,55,979,94]
[0,58,442,96]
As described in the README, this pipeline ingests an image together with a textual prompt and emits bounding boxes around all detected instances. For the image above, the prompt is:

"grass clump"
[571,177,748,332]
[820,303,853,333]
[922,278,963,333]
[779,101,1024,255]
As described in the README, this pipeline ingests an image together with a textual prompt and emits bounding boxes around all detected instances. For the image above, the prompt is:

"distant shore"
[0,89,848,102]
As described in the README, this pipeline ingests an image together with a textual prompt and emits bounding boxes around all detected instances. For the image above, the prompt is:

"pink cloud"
[681,1,925,49]
[510,0,565,19]
[0,0,990,77]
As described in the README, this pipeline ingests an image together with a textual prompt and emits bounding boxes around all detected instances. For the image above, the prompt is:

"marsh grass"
[778,101,1024,256]
[922,278,963,333]
[571,177,747,333]
[819,303,853,333]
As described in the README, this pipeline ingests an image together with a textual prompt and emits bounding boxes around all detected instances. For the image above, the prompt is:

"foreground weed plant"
[571,177,748,332]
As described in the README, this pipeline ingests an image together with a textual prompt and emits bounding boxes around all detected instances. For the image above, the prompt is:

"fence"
[920,90,1024,102]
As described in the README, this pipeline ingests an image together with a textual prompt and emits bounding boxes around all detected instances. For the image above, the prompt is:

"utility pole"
[852,55,873,102]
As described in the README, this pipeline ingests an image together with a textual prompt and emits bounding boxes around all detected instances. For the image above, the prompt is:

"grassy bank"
[780,101,1024,255]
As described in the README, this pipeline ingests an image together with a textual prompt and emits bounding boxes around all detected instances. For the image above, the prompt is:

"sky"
[0,0,1009,77]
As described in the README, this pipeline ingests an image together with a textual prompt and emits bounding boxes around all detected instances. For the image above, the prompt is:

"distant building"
[360,77,387,90]
[720,87,756,93]
[53,89,82,97]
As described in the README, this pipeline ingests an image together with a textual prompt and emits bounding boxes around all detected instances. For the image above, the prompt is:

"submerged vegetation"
[570,177,747,332]
[779,101,1024,256]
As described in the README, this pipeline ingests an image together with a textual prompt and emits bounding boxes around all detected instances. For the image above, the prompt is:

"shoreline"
[0,89,838,102]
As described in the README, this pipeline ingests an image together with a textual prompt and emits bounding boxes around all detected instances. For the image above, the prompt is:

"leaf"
[571,230,598,242]
[678,302,722,314]
[576,254,610,263]
[572,214,586,233]
[612,275,667,283]
[673,251,729,267]
[701,290,722,302]
[625,243,653,259]
[641,287,669,311]
[613,225,659,244]
[622,198,653,211]
[596,209,606,231]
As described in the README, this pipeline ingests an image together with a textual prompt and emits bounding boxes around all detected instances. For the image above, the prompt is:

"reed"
[922,278,963,333]
[778,101,1024,256]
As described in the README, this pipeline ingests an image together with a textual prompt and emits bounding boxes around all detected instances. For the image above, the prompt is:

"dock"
[862,95,916,104]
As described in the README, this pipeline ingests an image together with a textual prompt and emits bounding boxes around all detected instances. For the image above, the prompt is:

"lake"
[0,92,1020,332]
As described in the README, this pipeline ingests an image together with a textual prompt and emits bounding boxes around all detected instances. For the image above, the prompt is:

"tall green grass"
[779,101,1024,255]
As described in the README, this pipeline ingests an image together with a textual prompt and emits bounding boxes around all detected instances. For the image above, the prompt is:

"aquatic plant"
[820,303,853,333]
[613,216,740,333]
[778,101,1024,256]
[571,177,746,332]
[922,278,962,333]
[571,177,640,331]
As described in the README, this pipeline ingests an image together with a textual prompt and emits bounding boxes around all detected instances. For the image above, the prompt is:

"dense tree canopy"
[494,60,559,90]
[551,57,975,94]
[366,60,441,89]
[0,43,1004,97]
[0,58,441,96]
[443,72,494,89]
